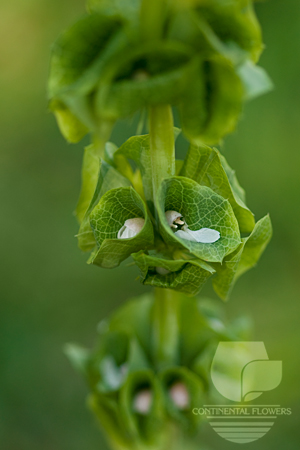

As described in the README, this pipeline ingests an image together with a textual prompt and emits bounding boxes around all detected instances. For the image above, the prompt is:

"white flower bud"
[156,266,171,275]
[117,218,145,239]
[133,389,152,415]
[169,382,190,410]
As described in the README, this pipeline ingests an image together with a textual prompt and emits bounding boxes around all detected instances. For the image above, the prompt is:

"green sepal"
[180,144,255,233]
[77,157,131,251]
[160,366,204,432]
[212,214,272,300]
[132,251,215,296]
[157,176,241,263]
[89,187,154,268]
[119,369,165,447]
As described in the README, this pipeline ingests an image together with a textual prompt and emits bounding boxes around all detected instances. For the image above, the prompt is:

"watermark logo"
[193,342,291,444]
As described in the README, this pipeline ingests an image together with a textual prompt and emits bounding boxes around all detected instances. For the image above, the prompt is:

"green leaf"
[95,42,200,120]
[157,176,241,263]
[89,187,154,268]
[77,158,131,252]
[180,144,255,233]
[132,251,215,296]
[237,60,273,101]
[212,215,272,300]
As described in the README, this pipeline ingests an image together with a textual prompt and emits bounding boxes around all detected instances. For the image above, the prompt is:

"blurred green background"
[1,0,299,448]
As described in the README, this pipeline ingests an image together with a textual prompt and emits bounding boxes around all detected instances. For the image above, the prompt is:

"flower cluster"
[48,0,272,145]
[66,293,250,450]
[76,138,271,300]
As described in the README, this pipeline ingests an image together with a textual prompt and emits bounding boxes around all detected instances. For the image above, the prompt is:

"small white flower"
[156,266,171,275]
[133,389,152,415]
[169,382,190,410]
[165,210,220,244]
[165,210,185,229]
[117,218,145,239]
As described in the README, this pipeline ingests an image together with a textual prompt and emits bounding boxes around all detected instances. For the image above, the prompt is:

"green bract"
[66,293,248,450]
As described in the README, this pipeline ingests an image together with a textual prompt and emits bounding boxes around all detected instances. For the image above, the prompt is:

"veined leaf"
[180,144,255,233]
[132,251,215,296]
[157,177,241,263]
[213,215,272,300]
[89,187,154,268]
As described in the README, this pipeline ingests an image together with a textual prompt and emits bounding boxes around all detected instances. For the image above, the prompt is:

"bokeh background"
[1,0,299,449]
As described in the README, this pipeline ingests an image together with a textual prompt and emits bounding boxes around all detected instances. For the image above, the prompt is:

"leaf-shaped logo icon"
[211,342,281,402]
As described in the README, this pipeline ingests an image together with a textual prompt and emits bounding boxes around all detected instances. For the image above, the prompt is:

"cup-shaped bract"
[89,187,154,268]
[157,176,241,263]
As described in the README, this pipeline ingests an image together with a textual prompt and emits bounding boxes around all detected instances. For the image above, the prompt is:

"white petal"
[175,227,220,243]
[117,218,145,239]
[165,210,183,227]
[133,389,152,415]
[189,228,220,243]
[169,382,190,410]
[174,229,198,242]
[156,267,171,275]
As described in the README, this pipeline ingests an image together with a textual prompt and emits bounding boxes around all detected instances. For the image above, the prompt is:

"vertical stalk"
[152,288,180,368]
[149,105,177,368]
[140,0,166,41]
[149,104,175,208]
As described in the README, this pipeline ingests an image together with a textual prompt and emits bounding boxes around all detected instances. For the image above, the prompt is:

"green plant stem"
[140,0,166,41]
[149,104,175,209]
[152,288,180,368]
